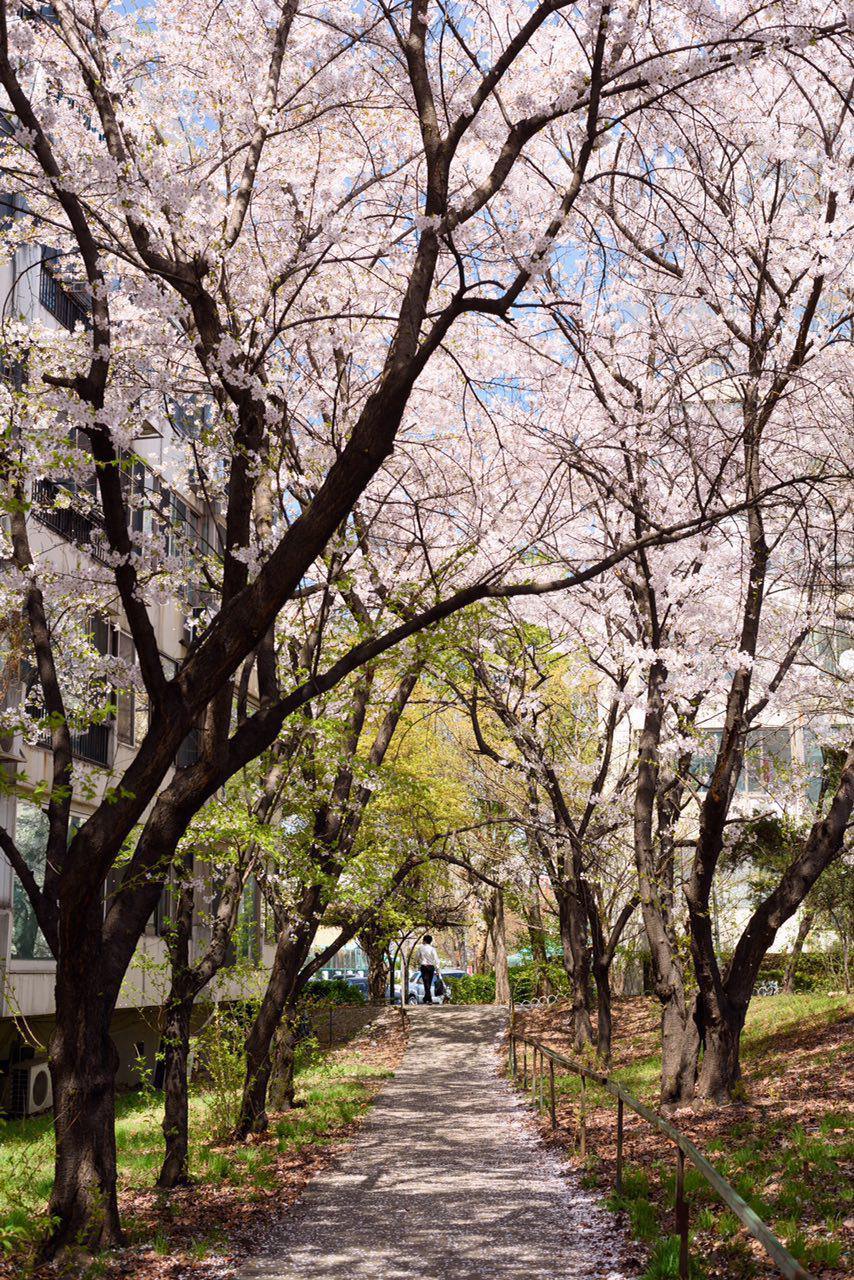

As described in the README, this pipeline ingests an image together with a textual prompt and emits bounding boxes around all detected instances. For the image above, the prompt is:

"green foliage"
[447,973,495,1003]
[598,997,854,1277]
[508,960,569,1002]
[293,1034,322,1074]
[193,1004,251,1140]
[302,978,366,1006]
[0,1047,392,1263]
[751,948,847,993]
[641,1236,702,1280]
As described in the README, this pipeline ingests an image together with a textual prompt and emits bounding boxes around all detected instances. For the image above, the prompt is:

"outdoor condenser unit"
[9,1060,53,1117]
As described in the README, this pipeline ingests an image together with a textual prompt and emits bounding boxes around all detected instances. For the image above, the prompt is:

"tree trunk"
[367,945,388,1003]
[660,996,701,1108]
[237,931,306,1137]
[586,893,637,1063]
[633,659,698,1107]
[691,745,854,1103]
[558,890,593,1050]
[591,959,612,1062]
[157,993,194,1188]
[157,879,196,1189]
[782,910,814,994]
[268,1013,298,1111]
[387,948,396,1004]
[694,999,744,1103]
[492,889,511,1005]
[477,900,493,974]
[43,938,123,1257]
[526,885,551,996]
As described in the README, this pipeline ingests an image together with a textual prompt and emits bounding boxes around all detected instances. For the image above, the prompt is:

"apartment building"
[0,198,276,1116]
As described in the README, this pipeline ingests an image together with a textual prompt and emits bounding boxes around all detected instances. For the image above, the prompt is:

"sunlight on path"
[239,1006,630,1280]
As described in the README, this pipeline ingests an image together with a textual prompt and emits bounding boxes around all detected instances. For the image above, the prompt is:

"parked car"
[406,967,467,1004]
[340,975,369,999]
[440,968,467,990]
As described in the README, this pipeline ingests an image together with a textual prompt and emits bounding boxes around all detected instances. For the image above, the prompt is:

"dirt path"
[238,1006,631,1280]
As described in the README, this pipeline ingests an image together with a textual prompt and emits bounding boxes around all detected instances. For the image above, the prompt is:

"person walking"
[416,934,441,1004]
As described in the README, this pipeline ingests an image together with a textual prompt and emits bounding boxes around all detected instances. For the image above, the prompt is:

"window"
[740,728,792,794]
[154,877,173,938]
[691,729,722,789]
[131,462,160,540]
[263,894,278,945]
[233,878,260,963]
[90,614,111,658]
[165,492,189,559]
[0,192,14,230]
[11,802,50,960]
[113,630,136,747]
[39,248,89,332]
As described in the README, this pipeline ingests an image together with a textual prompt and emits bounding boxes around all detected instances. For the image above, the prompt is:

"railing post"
[549,1057,556,1130]
[532,1046,538,1104]
[510,1034,516,1080]
[579,1073,587,1159]
[522,1040,528,1089]
[675,1146,689,1280]
[616,1096,624,1196]
[539,1054,545,1112]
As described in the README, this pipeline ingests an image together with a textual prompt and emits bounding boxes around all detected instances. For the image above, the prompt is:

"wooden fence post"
[549,1057,556,1130]
[616,1096,624,1196]
[579,1074,587,1159]
[675,1146,689,1280]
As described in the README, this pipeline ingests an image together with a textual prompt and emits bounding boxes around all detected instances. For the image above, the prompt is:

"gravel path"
[239,1006,630,1280]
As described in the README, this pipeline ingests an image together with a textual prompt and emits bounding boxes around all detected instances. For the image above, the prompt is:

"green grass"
[546,994,853,1278]
[0,1052,394,1261]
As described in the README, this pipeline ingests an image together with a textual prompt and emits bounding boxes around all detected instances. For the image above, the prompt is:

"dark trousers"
[420,965,435,1003]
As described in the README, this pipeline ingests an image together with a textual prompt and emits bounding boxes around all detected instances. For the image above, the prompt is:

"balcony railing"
[175,726,201,769]
[31,477,110,564]
[39,261,90,332]
[36,721,112,767]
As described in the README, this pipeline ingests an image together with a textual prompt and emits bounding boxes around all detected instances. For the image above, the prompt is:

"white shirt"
[417,943,440,969]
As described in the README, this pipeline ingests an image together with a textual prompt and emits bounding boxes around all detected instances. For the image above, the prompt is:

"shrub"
[302,978,366,1006]
[447,973,495,1004]
[193,1005,249,1139]
[755,949,844,993]
[508,960,569,1002]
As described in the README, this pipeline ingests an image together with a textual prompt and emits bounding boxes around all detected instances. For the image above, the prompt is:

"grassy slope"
[0,1048,398,1275]
[519,994,853,1280]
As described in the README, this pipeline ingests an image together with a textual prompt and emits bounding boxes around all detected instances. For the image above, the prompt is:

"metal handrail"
[508,1030,813,1280]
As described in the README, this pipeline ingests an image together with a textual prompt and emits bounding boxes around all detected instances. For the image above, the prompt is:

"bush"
[193,1004,249,1139]
[447,973,495,1004]
[508,960,569,1002]
[753,950,843,993]
[302,978,366,1006]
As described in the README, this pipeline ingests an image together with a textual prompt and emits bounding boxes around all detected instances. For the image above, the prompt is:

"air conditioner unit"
[9,1061,53,1117]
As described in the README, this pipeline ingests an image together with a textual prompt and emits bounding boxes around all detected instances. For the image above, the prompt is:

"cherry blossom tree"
[543,48,854,1104]
[0,0,849,1251]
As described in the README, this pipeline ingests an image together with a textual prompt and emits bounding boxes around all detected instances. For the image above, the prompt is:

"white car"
[406,968,467,1004]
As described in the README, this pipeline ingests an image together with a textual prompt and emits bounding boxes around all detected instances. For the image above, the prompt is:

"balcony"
[36,721,112,767]
[39,260,90,332]
[175,725,201,769]
[31,478,110,564]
